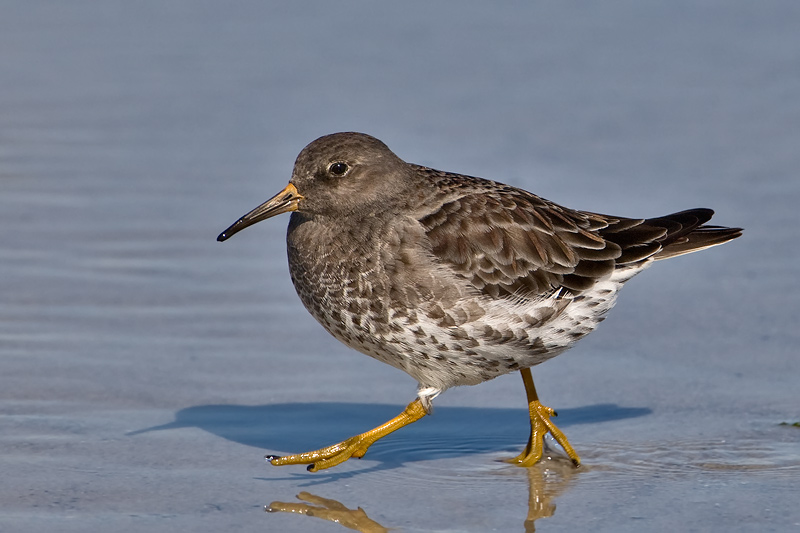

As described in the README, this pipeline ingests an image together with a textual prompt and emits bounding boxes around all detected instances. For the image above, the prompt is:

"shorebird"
[218,132,741,471]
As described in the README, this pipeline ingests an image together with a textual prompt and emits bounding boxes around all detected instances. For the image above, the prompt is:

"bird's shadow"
[129,402,650,480]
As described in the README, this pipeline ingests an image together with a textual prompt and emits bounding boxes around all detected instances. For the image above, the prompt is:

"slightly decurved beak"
[217,183,303,242]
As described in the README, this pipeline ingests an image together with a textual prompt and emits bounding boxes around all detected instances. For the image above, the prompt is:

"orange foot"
[267,399,427,472]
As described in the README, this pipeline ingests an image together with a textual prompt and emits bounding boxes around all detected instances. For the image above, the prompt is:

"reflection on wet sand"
[523,461,578,532]
[266,460,579,532]
[267,492,388,533]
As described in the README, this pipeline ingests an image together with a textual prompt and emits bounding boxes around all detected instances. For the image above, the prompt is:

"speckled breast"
[285,212,410,369]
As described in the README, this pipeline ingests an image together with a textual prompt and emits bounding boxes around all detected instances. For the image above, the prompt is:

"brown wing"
[418,175,741,299]
[419,188,626,297]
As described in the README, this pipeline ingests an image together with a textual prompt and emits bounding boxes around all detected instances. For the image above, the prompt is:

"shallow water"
[1,2,799,532]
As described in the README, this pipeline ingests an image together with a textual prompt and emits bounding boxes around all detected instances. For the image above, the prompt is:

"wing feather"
[415,168,741,301]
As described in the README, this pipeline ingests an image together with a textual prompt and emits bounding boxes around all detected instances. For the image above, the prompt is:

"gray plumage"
[220,132,742,410]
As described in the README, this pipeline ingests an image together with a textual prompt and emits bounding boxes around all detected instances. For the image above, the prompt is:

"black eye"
[328,162,349,176]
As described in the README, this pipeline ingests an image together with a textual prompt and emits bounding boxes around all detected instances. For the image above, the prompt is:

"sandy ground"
[1,2,798,531]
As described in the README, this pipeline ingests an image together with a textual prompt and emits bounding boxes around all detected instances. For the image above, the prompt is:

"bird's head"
[217,132,411,242]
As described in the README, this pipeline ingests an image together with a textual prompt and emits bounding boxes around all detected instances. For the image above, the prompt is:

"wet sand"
[1,2,798,531]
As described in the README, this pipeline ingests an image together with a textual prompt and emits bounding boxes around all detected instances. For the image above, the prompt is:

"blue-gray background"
[1,2,798,532]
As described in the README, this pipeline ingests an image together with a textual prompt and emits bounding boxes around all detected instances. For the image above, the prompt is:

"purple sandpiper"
[218,132,742,471]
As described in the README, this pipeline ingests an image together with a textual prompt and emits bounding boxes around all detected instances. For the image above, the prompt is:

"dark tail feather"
[650,208,743,260]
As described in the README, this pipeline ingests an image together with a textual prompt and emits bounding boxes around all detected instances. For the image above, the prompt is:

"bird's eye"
[328,162,349,176]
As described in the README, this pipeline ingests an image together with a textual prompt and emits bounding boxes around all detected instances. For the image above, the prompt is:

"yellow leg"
[507,368,581,467]
[268,399,427,472]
